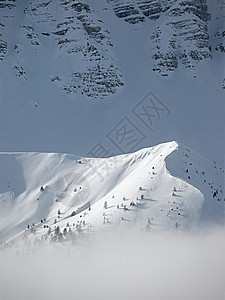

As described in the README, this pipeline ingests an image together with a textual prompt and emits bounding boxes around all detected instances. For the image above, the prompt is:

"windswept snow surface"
[0,141,224,244]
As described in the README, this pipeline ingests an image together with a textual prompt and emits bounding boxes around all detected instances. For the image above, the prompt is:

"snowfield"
[0,141,224,247]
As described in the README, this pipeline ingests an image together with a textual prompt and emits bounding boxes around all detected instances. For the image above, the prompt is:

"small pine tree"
[71,211,76,217]
[58,209,61,215]
[104,201,108,209]
[55,226,60,236]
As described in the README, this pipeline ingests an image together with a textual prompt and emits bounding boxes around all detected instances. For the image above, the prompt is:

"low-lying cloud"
[0,227,224,300]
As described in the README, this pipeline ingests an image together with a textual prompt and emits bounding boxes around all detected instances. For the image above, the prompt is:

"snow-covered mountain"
[0,0,224,169]
[1,2,225,296]
[1,141,224,246]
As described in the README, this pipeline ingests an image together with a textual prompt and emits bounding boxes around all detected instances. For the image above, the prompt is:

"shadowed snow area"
[0,154,26,196]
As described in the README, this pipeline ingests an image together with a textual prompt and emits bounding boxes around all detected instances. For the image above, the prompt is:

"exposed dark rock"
[0,39,7,60]
[22,25,40,46]
[112,1,145,23]
[21,0,124,98]
[111,0,212,77]
[12,64,28,80]
[137,0,162,20]
[215,28,225,53]
[150,0,211,76]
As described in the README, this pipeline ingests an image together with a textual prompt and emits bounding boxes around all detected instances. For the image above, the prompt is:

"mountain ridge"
[1,141,224,247]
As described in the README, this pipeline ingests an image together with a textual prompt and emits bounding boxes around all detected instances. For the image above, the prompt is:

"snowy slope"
[1,141,224,246]
[0,0,224,169]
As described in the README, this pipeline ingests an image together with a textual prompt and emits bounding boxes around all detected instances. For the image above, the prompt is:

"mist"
[0,228,224,300]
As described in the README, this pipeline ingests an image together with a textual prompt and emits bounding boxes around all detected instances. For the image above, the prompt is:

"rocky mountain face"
[214,0,225,88]
[0,0,224,98]
[0,0,124,99]
[111,0,213,77]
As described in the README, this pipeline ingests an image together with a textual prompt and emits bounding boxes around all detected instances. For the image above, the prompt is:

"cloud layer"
[0,228,225,300]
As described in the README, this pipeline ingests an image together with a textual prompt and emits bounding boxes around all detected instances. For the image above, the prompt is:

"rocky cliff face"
[215,28,225,53]
[0,0,224,98]
[214,0,225,54]
[111,0,163,23]
[152,0,212,77]
[111,0,212,77]
[214,0,225,88]
[0,0,17,61]
[24,0,124,98]
[0,0,124,99]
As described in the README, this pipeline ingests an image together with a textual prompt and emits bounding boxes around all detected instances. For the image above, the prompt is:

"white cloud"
[0,227,225,300]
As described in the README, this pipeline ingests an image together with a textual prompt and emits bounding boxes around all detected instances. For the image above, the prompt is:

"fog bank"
[0,228,224,300]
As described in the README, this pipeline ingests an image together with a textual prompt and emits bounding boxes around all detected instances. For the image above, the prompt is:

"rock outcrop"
[22,0,124,99]
[111,0,212,77]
